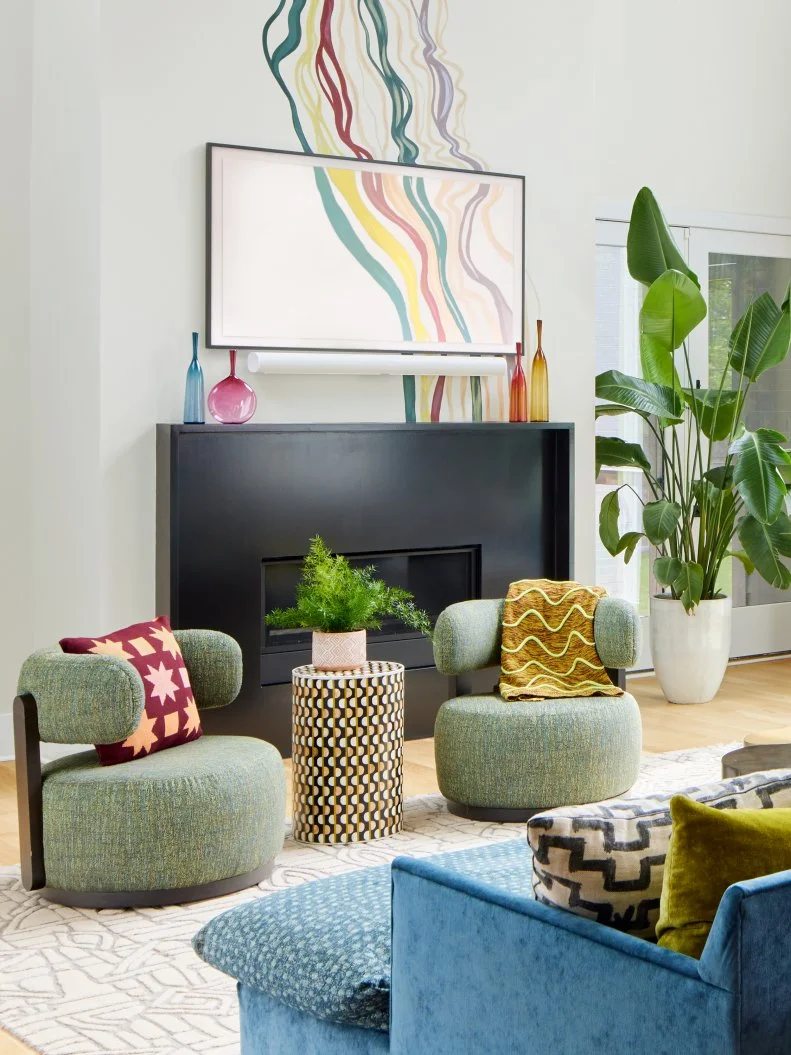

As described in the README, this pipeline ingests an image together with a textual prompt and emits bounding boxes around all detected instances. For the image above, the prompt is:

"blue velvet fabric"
[390,857,738,1055]
[238,985,388,1055]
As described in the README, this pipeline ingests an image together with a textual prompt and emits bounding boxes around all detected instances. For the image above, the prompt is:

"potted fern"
[596,188,791,704]
[266,536,433,671]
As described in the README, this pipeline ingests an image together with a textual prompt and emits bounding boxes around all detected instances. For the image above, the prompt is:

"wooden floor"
[0,656,789,1055]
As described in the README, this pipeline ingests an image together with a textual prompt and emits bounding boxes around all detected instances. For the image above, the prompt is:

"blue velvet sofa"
[194,837,791,1054]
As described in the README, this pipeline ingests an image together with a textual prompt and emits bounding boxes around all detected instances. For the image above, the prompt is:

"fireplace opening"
[260,545,480,679]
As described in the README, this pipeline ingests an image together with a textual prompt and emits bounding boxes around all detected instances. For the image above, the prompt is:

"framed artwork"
[206,143,525,354]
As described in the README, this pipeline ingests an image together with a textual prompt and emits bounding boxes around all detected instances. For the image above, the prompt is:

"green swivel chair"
[432,596,642,821]
[14,630,285,907]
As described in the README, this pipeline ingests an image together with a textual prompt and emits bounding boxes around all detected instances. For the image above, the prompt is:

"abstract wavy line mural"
[262,0,519,422]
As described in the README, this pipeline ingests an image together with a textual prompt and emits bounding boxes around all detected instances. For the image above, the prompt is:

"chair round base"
[445,799,543,823]
[32,861,275,909]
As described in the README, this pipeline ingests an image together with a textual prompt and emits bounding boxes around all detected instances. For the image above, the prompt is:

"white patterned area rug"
[0,743,740,1055]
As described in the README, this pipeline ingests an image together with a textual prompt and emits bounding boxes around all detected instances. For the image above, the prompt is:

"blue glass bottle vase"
[183,331,205,424]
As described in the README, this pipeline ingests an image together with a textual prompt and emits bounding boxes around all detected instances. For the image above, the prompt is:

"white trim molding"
[597,202,791,238]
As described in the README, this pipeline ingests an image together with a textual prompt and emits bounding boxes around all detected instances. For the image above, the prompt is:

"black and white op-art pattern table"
[291,661,405,843]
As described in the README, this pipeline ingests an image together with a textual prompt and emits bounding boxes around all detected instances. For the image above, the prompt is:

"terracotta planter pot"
[311,629,367,672]
[650,595,731,704]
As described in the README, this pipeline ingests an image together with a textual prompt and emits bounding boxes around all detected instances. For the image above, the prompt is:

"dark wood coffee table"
[722,743,791,778]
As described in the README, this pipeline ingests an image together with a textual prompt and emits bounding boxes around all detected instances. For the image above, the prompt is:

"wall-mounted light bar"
[246,351,508,377]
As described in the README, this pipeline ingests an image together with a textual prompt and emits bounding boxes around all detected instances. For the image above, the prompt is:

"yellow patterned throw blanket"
[499,579,624,700]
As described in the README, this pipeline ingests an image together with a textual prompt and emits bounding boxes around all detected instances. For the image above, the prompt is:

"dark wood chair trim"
[35,861,276,909]
[13,694,45,891]
[444,799,543,823]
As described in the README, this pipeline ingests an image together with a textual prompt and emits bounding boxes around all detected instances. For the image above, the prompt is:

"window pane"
[595,244,653,615]
[709,251,791,609]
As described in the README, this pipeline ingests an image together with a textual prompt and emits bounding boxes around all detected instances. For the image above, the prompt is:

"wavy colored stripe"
[407,176,471,341]
[328,166,429,339]
[364,172,446,340]
[316,0,372,159]
[501,630,597,656]
[358,0,419,163]
[458,183,512,341]
[502,604,600,632]
[402,374,417,421]
[430,375,445,421]
[412,0,480,169]
[506,584,604,606]
[502,656,605,678]
[314,168,412,339]
[263,0,312,152]
[384,174,461,340]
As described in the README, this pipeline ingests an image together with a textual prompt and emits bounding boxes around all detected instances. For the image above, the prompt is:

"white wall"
[0,1,34,742]
[595,0,791,219]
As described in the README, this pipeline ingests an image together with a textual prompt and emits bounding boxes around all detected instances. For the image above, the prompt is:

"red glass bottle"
[509,341,528,422]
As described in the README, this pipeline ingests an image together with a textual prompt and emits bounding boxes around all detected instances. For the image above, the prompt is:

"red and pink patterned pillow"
[60,616,202,765]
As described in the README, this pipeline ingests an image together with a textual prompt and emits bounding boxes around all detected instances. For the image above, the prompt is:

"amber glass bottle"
[530,320,549,422]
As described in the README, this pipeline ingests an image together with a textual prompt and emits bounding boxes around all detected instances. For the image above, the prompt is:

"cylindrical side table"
[291,660,405,844]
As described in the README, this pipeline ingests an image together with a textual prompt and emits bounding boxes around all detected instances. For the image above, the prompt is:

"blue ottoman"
[193,840,532,1054]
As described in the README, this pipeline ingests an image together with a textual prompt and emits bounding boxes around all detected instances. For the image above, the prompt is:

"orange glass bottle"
[509,341,528,422]
[530,320,549,422]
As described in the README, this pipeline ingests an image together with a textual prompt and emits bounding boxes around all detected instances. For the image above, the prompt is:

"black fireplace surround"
[156,423,573,756]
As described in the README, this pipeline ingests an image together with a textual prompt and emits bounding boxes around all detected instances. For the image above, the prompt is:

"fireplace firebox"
[157,423,573,755]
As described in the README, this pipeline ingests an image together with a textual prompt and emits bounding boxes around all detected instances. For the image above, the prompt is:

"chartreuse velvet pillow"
[657,795,791,958]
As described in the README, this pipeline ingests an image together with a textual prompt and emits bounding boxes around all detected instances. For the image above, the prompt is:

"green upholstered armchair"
[15,630,285,908]
[432,597,643,821]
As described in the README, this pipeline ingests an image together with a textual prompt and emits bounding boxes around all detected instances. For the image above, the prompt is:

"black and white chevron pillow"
[526,770,791,939]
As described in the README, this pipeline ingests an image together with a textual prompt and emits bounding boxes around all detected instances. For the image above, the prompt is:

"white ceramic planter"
[650,595,732,705]
[312,629,367,672]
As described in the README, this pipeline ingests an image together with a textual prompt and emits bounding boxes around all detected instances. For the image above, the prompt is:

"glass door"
[688,228,791,658]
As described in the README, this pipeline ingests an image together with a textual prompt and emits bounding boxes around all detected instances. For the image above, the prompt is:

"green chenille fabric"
[434,693,642,809]
[173,630,243,710]
[41,736,285,892]
[432,595,640,677]
[17,649,145,745]
[657,796,791,959]
[593,596,641,670]
[433,600,505,676]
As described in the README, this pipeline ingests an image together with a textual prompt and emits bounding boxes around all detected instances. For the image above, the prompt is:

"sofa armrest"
[173,630,242,710]
[17,649,144,744]
[432,600,504,676]
[699,870,791,1050]
[593,596,641,670]
[390,857,734,1055]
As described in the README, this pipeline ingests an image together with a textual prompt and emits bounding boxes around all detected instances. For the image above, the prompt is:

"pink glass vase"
[208,349,257,424]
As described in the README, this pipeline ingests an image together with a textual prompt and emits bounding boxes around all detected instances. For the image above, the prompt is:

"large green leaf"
[672,561,704,613]
[595,403,648,419]
[703,465,734,490]
[729,292,791,381]
[599,488,623,556]
[643,499,682,544]
[627,188,699,288]
[595,435,651,476]
[730,427,791,524]
[682,388,741,442]
[738,513,791,589]
[641,270,707,352]
[654,555,682,586]
[640,333,682,392]
[616,531,644,564]
[595,370,683,421]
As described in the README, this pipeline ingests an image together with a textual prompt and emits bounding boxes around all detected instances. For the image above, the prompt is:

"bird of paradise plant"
[596,188,791,612]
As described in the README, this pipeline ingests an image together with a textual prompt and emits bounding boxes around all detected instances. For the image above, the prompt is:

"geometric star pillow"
[59,615,202,766]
